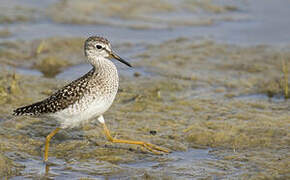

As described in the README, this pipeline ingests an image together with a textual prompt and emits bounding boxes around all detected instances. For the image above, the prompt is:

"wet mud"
[0,36,289,179]
[0,0,289,179]
[48,0,242,29]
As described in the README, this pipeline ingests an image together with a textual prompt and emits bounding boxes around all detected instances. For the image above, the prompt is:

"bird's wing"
[13,69,94,116]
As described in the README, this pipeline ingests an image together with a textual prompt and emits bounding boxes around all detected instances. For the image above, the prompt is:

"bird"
[13,36,169,162]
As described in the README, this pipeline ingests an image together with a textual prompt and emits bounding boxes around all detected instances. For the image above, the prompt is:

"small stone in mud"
[149,130,157,135]
[133,72,141,77]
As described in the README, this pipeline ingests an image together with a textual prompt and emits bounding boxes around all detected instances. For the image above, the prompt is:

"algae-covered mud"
[47,0,242,29]
[0,0,290,179]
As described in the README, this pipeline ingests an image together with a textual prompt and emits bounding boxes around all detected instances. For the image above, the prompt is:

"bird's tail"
[13,102,42,116]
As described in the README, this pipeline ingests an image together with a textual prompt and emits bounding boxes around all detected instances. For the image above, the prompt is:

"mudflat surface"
[0,0,289,179]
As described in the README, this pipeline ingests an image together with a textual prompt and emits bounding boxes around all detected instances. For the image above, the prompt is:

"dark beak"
[110,51,132,67]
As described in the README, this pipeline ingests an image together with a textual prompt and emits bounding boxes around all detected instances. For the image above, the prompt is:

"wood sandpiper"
[13,36,169,162]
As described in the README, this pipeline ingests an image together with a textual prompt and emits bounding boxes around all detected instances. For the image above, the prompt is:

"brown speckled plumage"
[86,36,109,46]
[13,69,95,116]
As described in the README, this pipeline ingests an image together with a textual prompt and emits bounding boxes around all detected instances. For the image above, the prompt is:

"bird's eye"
[96,45,102,49]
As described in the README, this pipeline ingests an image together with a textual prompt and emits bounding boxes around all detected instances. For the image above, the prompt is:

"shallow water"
[0,0,290,179]
[1,0,290,45]
[235,93,286,103]
[10,149,217,179]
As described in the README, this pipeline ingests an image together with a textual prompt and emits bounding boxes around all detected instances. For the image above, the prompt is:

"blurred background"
[0,0,289,179]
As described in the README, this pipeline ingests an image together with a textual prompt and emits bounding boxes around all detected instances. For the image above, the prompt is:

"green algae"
[132,37,290,178]
[0,5,36,24]
[0,153,22,178]
[47,0,240,29]
[0,72,21,105]
[183,0,238,14]
[0,36,289,178]
[0,37,85,78]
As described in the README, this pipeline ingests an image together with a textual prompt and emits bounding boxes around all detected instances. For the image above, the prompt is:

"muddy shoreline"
[0,36,289,179]
[0,0,289,179]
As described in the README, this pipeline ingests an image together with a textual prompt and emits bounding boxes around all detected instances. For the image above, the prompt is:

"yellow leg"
[102,123,170,154]
[44,128,60,162]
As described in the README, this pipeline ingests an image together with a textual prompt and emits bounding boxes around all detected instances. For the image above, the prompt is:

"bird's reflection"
[45,163,50,174]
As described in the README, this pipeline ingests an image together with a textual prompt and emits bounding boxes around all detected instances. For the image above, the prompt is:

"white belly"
[51,94,115,128]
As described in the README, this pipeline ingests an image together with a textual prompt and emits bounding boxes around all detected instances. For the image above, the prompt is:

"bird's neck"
[89,56,118,77]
